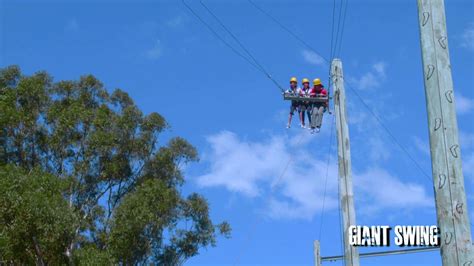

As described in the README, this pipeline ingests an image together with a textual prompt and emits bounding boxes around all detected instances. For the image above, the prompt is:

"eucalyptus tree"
[0,65,230,265]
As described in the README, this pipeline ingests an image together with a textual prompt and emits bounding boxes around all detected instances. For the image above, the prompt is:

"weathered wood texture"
[417,0,474,265]
[332,59,360,266]
[314,240,321,266]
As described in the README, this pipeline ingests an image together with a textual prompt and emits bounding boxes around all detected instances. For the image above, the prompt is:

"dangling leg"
[306,105,312,126]
[300,104,305,128]
[287,102,295,128]
[310,104,318,133]
[315,105,324,132]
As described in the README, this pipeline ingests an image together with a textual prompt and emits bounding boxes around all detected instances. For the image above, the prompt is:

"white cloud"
[196,131,288,197]
[65,18,79,32]
[196,130,339,220]
[372,62,387,78]
[145,40,162,60]
[347,101,369,127]
[301,50,325,66]
[456,93,474,115]
[368,137,391,162]
[350,61,387,90]
[355,168,433,212]
[195,130,432,220]
[461,23,474,51]
[358,72,379,89]
[267,160,339,220]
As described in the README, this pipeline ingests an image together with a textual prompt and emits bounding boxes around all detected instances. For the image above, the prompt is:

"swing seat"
[283,92,329,103]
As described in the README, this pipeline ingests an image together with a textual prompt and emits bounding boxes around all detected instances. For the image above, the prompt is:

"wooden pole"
[332,58,360,266]
[417,0,474,265]
[314,240,321,266]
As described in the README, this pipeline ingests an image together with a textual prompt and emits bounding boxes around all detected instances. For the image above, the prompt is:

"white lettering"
[394,225,440,247]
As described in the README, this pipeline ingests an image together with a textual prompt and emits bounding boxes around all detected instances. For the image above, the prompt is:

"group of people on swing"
[286,77,328,134]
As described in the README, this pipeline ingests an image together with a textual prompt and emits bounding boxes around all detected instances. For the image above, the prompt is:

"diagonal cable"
[182,0,284,92]
[318,115,336,240]
[335,0,349,57]
[247,0,330,64]
[343,79,432,183]
[199,0,284,92]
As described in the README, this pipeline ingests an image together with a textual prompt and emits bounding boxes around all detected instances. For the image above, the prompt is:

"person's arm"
[318,89,328,97]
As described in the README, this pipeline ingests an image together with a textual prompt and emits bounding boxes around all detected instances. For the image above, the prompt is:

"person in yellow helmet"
[298,78,312,128]
[286,77,302,128]
[309,78,328,133]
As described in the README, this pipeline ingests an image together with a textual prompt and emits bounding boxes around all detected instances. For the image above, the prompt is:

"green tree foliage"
[0,65,230,265]
[0,165,76,265]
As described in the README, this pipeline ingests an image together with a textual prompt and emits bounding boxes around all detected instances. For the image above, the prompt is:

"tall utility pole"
[331,59,360,266]
[417,0,474,265]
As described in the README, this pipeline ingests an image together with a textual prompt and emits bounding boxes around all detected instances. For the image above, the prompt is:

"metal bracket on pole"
[321,247,440,262]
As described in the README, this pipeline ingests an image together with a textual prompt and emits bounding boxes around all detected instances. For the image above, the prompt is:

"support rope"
[199,0,285,92]
[182,0,285,92]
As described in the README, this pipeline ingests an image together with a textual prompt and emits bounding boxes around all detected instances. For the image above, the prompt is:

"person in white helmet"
[286,77,302,128]
[299,78,312,128]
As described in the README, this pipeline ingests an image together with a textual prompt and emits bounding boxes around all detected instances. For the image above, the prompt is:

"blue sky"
[1,0,473,265]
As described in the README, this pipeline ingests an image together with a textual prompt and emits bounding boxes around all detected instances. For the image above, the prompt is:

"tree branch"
[32,236,45,266]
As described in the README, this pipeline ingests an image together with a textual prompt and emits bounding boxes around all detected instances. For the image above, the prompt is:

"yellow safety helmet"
[302,78,310,84]
[290,77,298,83]
[313,78,322,86]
